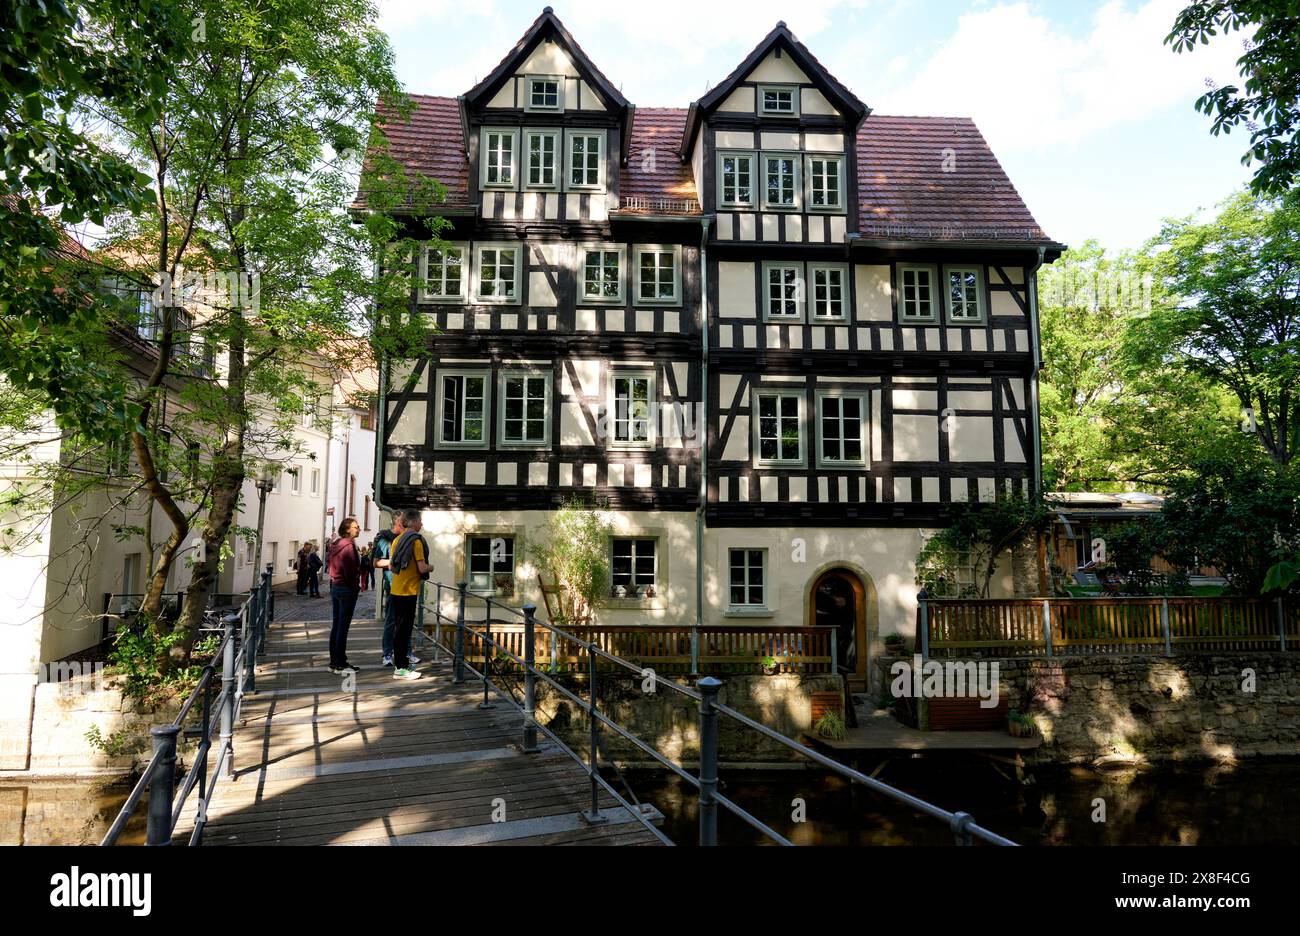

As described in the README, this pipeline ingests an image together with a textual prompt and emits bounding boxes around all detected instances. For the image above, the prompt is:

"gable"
[746,50,809,85]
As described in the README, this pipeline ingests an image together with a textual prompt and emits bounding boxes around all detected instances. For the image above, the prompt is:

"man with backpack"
[372,514,419,667]
[387,508,431,681]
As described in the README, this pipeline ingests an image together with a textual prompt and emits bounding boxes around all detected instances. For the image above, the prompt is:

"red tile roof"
[617,108,699,214]
[353,95,469,211]
[353,98,1055,243]
[857,115,1055,245]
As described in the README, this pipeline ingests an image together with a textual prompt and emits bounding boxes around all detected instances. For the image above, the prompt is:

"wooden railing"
[923,596,1300,657]
[423,619,836,675]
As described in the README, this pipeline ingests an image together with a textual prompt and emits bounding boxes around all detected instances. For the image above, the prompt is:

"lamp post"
[252,466,276,582]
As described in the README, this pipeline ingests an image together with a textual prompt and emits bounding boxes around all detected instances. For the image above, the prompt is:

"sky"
[376,0,1257,250]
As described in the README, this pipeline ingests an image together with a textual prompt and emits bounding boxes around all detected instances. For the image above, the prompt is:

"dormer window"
[527,76,563,111]
[758,84,799,117]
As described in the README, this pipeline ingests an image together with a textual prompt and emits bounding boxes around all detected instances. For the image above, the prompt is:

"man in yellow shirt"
[389,508,432,679]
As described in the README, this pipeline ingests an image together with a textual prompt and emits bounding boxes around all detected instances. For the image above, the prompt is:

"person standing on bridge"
[374,514,419,668]
[388,508,431,681]
[326,518,363,675]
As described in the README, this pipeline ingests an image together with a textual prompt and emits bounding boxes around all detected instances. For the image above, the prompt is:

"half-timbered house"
[361,8,1064,688]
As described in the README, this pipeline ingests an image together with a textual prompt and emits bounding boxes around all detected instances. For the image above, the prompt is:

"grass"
[1064,585,1226,598]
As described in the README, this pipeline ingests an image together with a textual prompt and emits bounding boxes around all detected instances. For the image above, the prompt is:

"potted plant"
[884,633,906,655]
[1007,709,1036,738]
[761,655,779,676]
[815,711,847,741]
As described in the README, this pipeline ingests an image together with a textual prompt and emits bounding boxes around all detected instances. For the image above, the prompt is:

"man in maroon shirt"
[326,517,363,674]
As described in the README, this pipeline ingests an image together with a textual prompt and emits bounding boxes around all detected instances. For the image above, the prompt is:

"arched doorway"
[809,569,868,680]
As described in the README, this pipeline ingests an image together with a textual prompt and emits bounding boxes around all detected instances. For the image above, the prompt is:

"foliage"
[1263,555,1300,593]
[85,725,131,757]
[814,711,847,741]
[1039,240,1257,489]
[106,617,205,704]
[1153,459,1300,594]
[1137,188,1300,469]
[527,498,614,625]
[916,491,1051,597]
[1167,2,1300,196]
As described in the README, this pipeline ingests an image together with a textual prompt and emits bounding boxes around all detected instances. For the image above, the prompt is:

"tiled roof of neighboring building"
[352,95,470,212]
[352,99,1056,244]
[616,108,699,215]
[856,115,1056,245]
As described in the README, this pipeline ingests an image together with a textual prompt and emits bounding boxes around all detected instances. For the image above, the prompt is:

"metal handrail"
[423,581,1016,847]
[101,566,276,846]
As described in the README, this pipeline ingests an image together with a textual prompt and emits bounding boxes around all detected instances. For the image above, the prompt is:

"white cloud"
[876,0,1247,152]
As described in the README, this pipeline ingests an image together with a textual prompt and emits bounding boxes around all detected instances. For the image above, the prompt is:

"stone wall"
[18,672,190,775]
[538,673,843,766]
[879,654,1300,766]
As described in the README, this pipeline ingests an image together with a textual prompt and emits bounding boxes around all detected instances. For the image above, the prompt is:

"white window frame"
[467,534,517,596]
[716,150,757,209]
[752,388,806,467]
[728,548,768,610]
[944,265,986,324]
[805,154,845,212]
[761,151,801,210]
[435,369,491,449]
[610,537,658,598]
[289,466,302,495]
[762,262,805,322]
[899,264,939,323]
[525,75,564,113]
[634,245,682,307]
[497,369,552,448]
[815,390,869,469]
[310,468,320,496]
[578,243,625,305]
[566,129,604,191]
[473,243,522,304]
[808,263,848,322]
[480,127,518,190]
[607,368,656,451]
[757,84,799,117]
[523,129,561,191]
[418,242,468,303]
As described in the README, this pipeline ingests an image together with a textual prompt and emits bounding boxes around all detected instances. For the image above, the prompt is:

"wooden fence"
[923,596,1300,657]
[419,616,837,676]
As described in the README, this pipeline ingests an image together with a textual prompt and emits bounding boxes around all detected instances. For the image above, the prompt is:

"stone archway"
[805,564,878,687]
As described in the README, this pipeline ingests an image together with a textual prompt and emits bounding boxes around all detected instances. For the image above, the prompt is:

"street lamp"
[253,465,277,581]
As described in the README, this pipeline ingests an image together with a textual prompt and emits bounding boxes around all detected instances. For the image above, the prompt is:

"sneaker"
[392,668,422,681]
[381,655,394,667]
[328,664,345,675]
[407,652,421,665]
[341,661,361,673]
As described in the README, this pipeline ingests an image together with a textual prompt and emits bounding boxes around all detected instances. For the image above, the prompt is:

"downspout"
[695,218,711,630]
[1027,246,1047,496]
[371,250,394,624]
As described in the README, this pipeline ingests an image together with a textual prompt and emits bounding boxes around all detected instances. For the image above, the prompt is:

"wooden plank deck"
[178,619,662,846]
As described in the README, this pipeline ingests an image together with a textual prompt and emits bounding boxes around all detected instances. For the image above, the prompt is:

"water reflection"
[619,757,1300,846]
[1,779,145,846]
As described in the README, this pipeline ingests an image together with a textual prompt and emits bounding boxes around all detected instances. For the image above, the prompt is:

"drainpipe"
[370,250,396,623]
[695,218,711,633]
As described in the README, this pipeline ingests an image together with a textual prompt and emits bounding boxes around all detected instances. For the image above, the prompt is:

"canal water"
[8,757,1300,845]
[616,756,1300,846]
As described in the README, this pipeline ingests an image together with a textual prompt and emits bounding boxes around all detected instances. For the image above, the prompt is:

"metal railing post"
[829,629,838,675]
[433,583,443,661]
[146,725,180,846]
[479,598,495,709]
[1279,596,1288,652]
[245,585,259,694]
[265,564,275,623]
[417,580,425,645]
[454,582,467,684]
[581,642,606,825]
[522,603,539,753]
[918,597,930,658]
[1041,599,1053,658]
[697,676,722,846]
[219,617,236,779]
[950,810,975,846]
[1162,597,1172,656]
[690,626,700,676]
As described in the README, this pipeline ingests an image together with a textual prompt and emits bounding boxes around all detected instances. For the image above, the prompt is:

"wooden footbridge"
[103,572,1015,848]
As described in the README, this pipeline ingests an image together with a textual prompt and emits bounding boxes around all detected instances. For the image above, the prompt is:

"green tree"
[1167,1,1300,196]
[1140,188,1300,469]
[916,492,1051,598]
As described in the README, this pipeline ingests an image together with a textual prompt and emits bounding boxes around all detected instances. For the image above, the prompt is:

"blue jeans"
[380,581,413,658]
[330,584,359,667]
